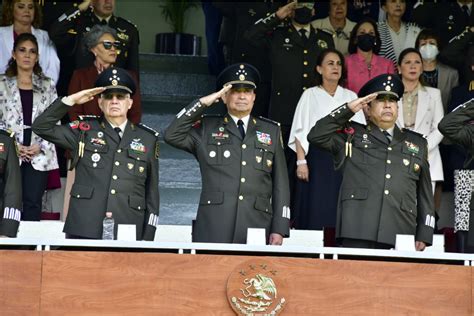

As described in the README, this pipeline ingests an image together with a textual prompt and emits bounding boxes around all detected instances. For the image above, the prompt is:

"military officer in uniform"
[0,127,22,238]
[32,67,159,240]
[164,63,290,245]
[48,0,139,95]
[438,99,474,252]
[308,74,435,250]
[245,1,334,147]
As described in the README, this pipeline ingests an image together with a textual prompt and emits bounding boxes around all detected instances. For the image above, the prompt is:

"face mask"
[293,7,313,25]
[419,44,439,61]
[356,34,376,52]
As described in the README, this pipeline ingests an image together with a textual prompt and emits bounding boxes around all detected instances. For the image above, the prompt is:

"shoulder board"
[402,128,425,138]
[258,116,281,126]
[315,28,333,37]
[137,123,159,137]
[78,115,100,121]
[0,128,15,138]
[350,121,366,129]
[116,16,138,29]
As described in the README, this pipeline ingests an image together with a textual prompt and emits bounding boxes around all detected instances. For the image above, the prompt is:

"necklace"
[320,85,337,96]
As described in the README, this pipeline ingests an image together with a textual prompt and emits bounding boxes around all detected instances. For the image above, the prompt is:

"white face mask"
[419,43,439,61]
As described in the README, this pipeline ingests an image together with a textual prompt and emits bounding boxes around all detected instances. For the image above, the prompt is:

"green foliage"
[159,0,199,33]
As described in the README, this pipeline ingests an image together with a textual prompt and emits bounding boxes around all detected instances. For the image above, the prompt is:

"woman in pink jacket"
[345,17,395,94]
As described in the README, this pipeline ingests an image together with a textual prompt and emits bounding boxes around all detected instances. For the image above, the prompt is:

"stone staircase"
[139,53,216,225]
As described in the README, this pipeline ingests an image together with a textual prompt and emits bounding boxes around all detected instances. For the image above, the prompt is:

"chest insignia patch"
[403,159,409,166]
[91,138,106,146]
[256,131,272,145]
[130,139,146,153]
[212,132,229,140]
[405,141,419,154]
[317,39,328,48]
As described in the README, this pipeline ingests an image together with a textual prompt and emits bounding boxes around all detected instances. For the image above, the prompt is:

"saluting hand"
[199,84,232,107]
[276,1,297,20]
[347,93,377,113]
[64,87,106,106]
[78,0,92,11]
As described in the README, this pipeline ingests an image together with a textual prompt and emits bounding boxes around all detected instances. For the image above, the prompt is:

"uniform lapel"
[368,122,390,144]
[245,116,258,143]
[101,119,121,144]
[290,25,305,48]
[223,114,242,140]
[120,121,134,148]
[414,87,429,130]
[391,125,407,146]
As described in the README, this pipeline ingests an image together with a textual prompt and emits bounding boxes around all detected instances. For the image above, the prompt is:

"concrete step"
[140,53,209,74]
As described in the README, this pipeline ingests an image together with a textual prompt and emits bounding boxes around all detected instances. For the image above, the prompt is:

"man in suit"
[308,74,435,250]
[0,128,22,238]
[165,63,290,245]
[32,67,159,240]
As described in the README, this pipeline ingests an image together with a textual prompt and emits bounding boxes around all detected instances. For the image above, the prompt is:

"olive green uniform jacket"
[32,99,159,240]
[165,100,290,244]
[308,104,435,246]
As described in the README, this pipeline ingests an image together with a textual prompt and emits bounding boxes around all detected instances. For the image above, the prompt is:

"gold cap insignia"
[112,79,118,86]
[239,74,246,81]
[385,85,391,91]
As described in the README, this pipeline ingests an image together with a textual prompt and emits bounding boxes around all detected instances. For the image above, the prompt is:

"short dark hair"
[1,0,42,28]
[415,28,443,51]
[314,48,347,86]
[5,33,43,77]
[348,17,381,55]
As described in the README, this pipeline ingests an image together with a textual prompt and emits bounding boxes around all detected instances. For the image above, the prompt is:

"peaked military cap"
[358,74,404,101]
[217,63,260,90]
[95,67,136,95]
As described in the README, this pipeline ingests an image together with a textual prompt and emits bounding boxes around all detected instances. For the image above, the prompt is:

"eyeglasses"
[101,93,129,100]
[100,40,121,50]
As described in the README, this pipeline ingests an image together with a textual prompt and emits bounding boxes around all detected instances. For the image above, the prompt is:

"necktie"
[383,130,392,143]
[237,119,245,139]
[114,127,122,139]
[101,19,108,25]
[299,29,308,44]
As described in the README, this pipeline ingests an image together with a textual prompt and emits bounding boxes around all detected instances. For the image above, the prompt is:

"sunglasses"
[101,93,129,100]
[100,40,121,50]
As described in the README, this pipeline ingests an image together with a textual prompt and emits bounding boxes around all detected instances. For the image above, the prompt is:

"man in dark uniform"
[32,67,159,240]
[48,0,139,95]
[0,128,22,238]
[308,74,435,250]
[215,1,284,117]
[438,99,474,252]
[245,1,334,147]
[164,63,290,245]
[412,0,474,47]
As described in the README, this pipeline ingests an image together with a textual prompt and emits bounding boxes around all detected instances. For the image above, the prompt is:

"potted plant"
[156,0,201,55]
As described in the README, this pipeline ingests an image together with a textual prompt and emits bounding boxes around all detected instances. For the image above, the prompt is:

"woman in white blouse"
[0,0,59,84]
[289,48,366,230]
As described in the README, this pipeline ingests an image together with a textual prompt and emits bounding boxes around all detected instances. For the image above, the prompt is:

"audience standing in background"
[415,29,459,111]
[0,0,59,84]
[312,0,356,56]
[377,0,420,67]
[0,33,59,221]
[289,48,366,231]
[345,17,395,94]
[68,24,141,124]
[49,0,139,95]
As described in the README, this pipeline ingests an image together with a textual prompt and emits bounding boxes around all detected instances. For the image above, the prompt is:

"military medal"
[91,153,101,162]
[405,141,419,154]
[139,166,145,173]
[219,127,224,132]
[98,132,104,138]
[403,159,409,166]
[266,159,272,167]
[128,163,134,170]
[344,127,355,158]
[256,156,262,163]
[256,131,272,145]
[413,163,420,172]
[130,139,146,153]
